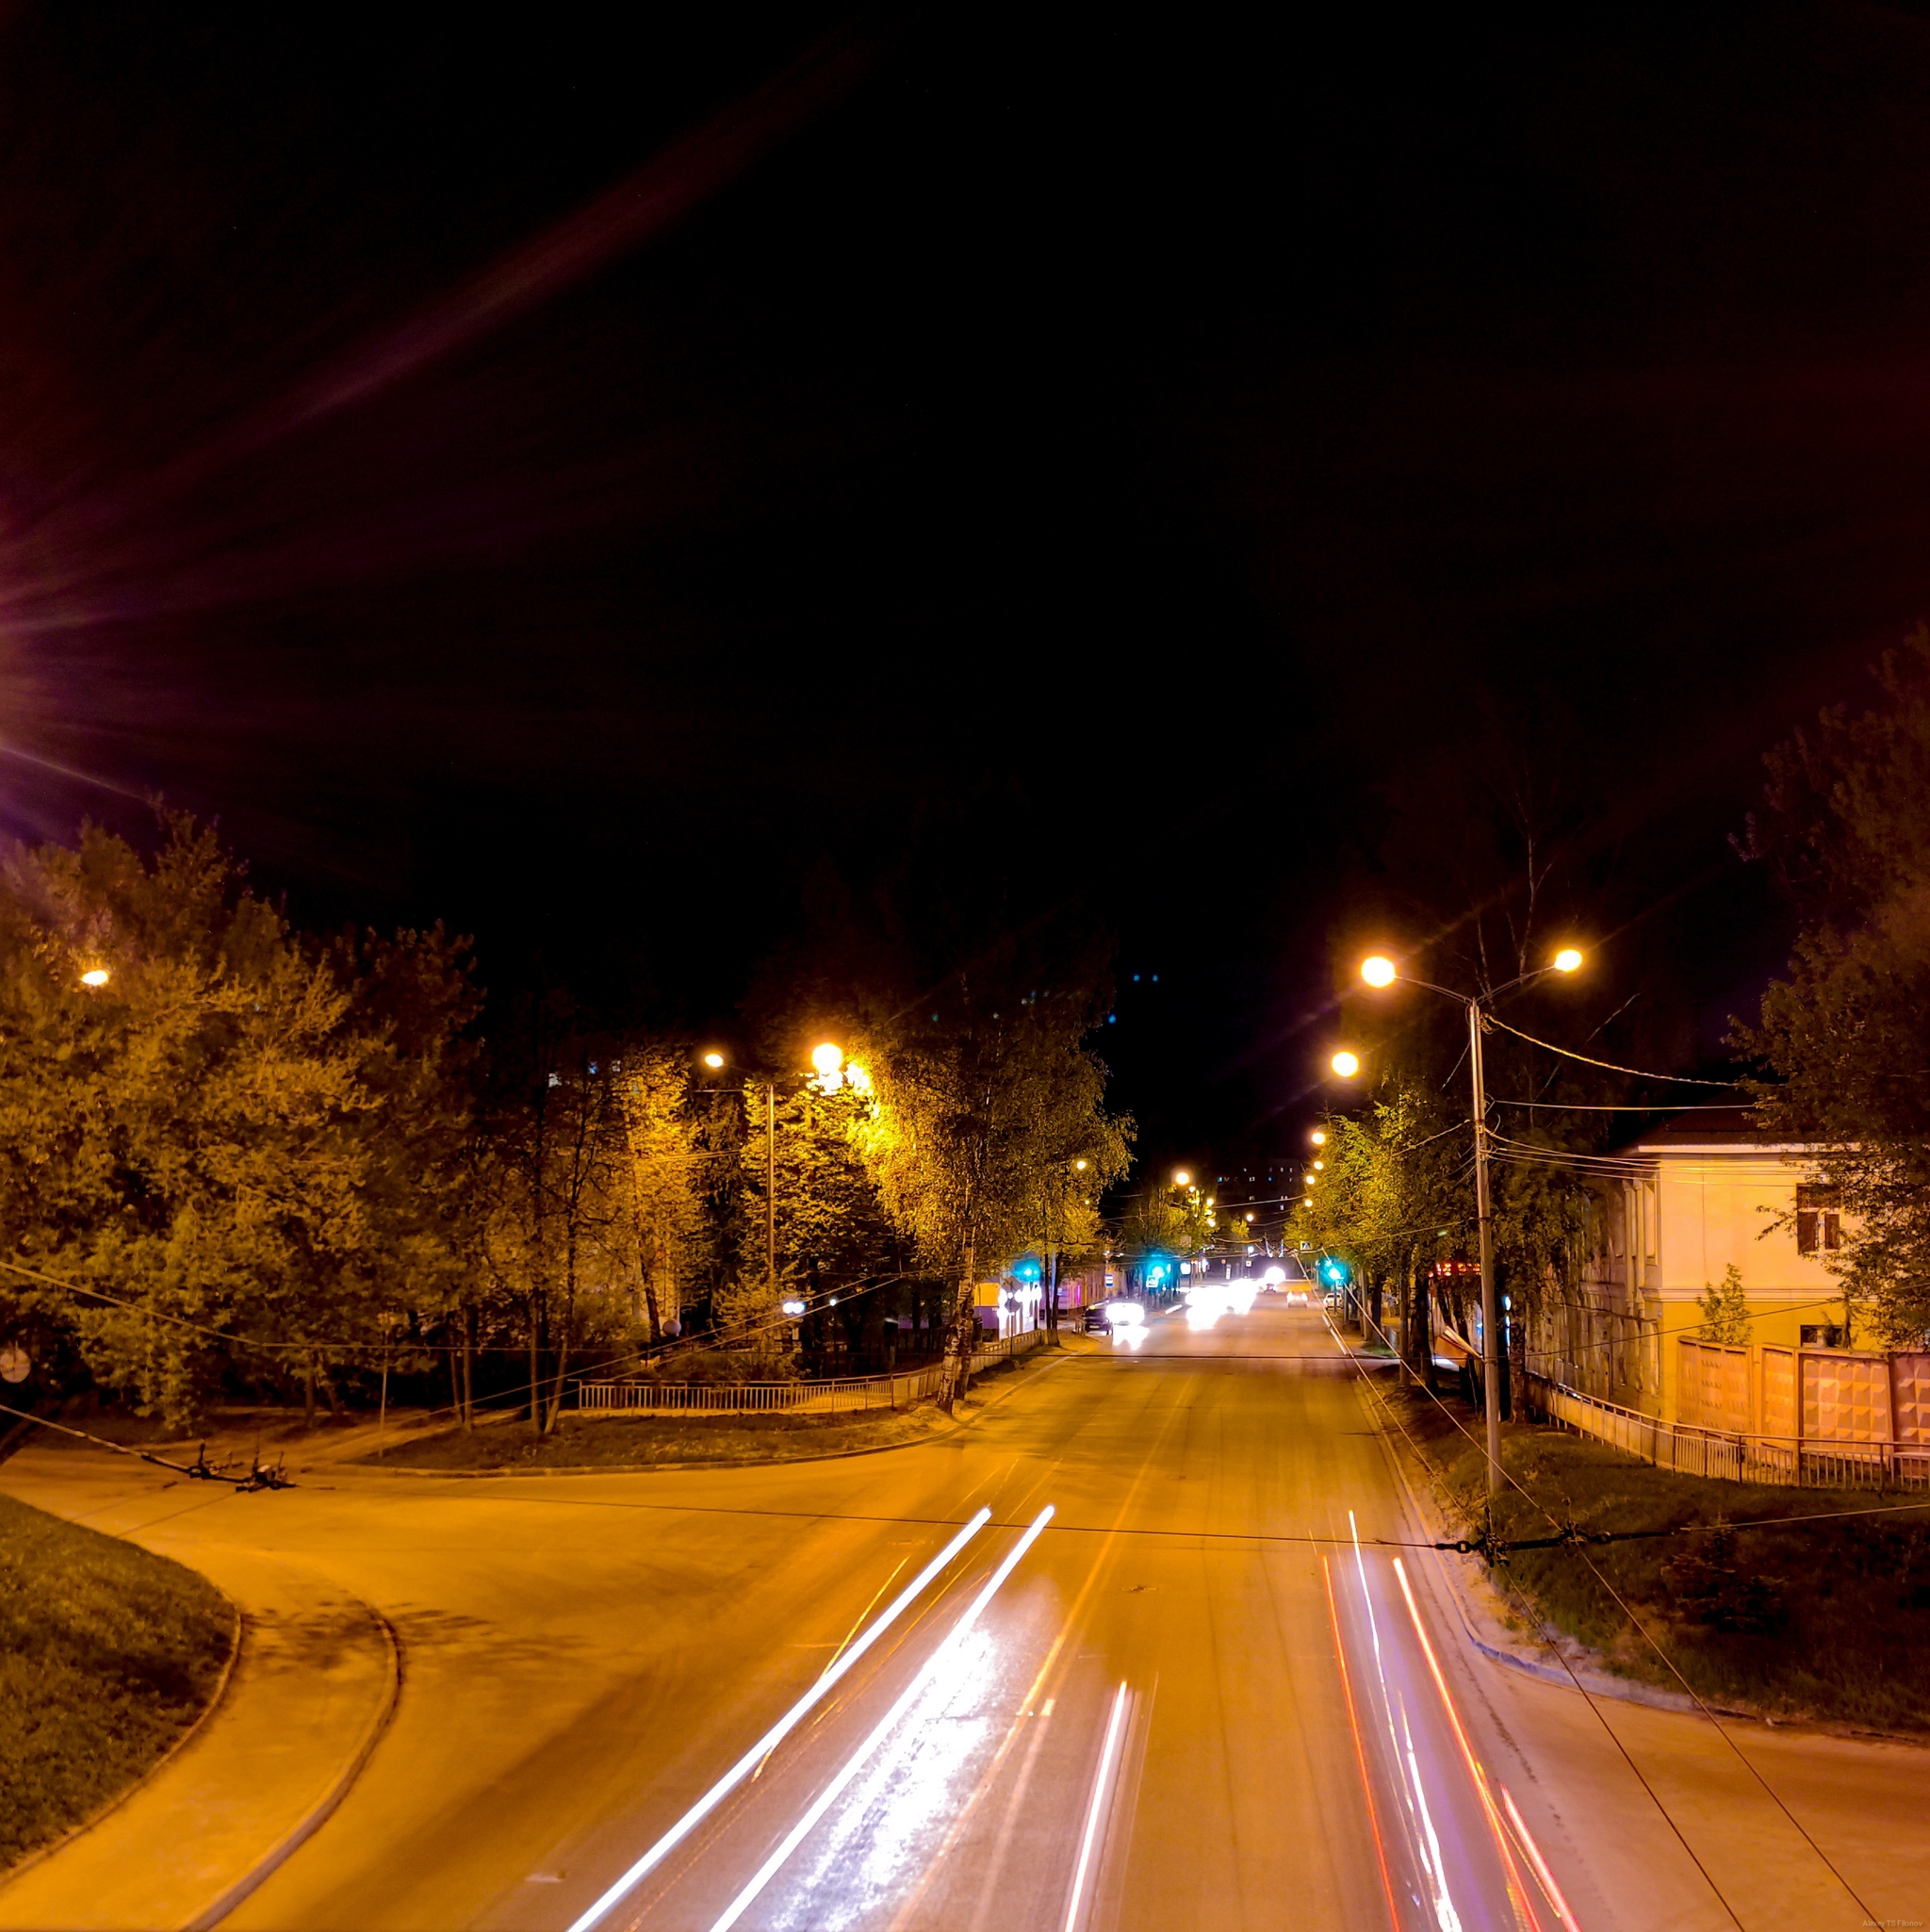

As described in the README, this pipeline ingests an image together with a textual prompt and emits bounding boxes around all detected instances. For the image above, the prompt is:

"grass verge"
[358,1344,1069,1472]
[359,1400,952,1471]
[0,1494,234,1872]
[1385,1387,1930,1734]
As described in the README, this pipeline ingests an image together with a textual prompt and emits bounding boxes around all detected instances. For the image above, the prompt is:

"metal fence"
[578,1325,1045,1416]
[1529,1375,1930,1492]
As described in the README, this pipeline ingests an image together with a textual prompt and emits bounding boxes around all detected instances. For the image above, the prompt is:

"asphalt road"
[6,1302,1925,1932]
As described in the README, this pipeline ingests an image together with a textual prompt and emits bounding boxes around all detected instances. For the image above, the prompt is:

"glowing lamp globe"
[80,968,109,989]
[702,1052,725,1070]
[1553,947,1583,974]
[1361,955,1397,988]
[1331,1050,1361,1078]
[811,1042,843,1076]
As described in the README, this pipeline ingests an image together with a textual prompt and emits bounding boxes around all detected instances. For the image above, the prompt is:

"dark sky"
[6,5,1930,1173]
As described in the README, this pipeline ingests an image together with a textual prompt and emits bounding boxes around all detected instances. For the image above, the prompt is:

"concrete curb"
[184,1597,402,1931]
[1344,1355,1716,1717]
[335,1341,1079,1482]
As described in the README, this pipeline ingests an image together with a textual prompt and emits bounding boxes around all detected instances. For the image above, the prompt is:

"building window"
[1795,1185,1841,1255]
[1799,1323,1845,1348]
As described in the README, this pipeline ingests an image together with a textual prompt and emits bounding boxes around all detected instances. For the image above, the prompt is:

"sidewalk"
[0,1532,398,1932]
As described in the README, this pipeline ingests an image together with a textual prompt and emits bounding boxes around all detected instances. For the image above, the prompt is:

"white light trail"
[563,1507,994,1932]
[1501,1786,1584,1932]
[705,1506,1058,1932]
[1062,1679,1130,1932]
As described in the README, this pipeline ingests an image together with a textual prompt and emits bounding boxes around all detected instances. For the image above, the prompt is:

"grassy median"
[362,1343,1072,1472]
[1386,1387,1930,1734]
[361,1401,957,1471]
[0,1494,234,1871]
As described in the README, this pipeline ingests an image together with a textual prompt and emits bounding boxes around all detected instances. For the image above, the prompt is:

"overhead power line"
[1484,1017,1750,1089]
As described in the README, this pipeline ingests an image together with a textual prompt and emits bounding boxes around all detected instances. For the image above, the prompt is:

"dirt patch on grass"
[1383,1386,1930,1735]
[0,1494,234,1871]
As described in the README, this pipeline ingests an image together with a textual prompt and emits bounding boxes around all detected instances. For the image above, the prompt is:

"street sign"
[0,1344,28,1384]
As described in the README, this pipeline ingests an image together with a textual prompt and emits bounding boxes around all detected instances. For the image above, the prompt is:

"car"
[1083,1298,1146,1334]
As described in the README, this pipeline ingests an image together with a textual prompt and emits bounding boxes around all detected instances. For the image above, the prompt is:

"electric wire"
[1336,1299,1881,1924]
[1329,1324,1747,1930]
[1483,1017,1751,1089]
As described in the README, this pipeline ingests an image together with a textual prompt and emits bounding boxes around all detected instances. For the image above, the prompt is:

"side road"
[0,1475,397,1932]
[0,1344,1086,1928]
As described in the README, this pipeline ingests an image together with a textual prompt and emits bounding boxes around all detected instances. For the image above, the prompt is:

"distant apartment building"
[1534,1109,1849,1424]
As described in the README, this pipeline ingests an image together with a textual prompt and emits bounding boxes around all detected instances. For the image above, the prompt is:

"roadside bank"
[1376,1379,1930,1737]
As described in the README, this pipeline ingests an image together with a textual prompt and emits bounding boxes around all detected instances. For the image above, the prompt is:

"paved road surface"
[4,1302,1922,1931]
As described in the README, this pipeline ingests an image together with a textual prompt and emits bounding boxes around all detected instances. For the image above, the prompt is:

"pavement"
[0,1303,1923,1932]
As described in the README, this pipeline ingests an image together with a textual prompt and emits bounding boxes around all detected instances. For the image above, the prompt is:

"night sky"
[6,6,1930,1175]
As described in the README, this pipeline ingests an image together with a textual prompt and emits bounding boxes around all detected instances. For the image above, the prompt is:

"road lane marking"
[1060,1679,1129,1932]
[561,1507,993,1932]
[704,1506,1058,1932]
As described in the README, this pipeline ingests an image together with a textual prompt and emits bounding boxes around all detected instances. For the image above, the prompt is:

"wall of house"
[1651,1147,1852,1420]
[1546,1146,1853,1423]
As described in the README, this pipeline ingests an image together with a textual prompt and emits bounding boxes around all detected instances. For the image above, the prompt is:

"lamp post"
[1359,946,1583,1496]
[700,1043,844,1312]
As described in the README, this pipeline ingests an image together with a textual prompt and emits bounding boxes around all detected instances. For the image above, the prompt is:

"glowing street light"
[702,1051,725,1069]
[1330,1050,1361,1078]
[1312,1160,1324,1171]
[1173,1169,1191,1187]
[1310,1129,1327,1146]
[80,968,109,989]
[1357,943,1587,1494]
[811,1042,844,1076]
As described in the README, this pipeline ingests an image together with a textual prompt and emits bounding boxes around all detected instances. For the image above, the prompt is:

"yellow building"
[1537,1110,1849,1425]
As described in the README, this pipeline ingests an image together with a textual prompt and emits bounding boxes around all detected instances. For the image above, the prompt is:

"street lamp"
[1359,946,1586,1494]
[1330,1050,1361,1078]
[80,968,108,989]
[700,1043,842,1311]
[1173,1169,1191,1187]
[1310,1129,1327,1147]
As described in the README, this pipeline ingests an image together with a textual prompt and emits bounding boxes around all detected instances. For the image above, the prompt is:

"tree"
[0,816,478,1431]
[1735,627,1930,1343]
[618,1040,710,1346]
[1289,1087,1466,1356]
[852,971,1129,1406]
[1698,1263,1752,1346]
[468,999,635,1436]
